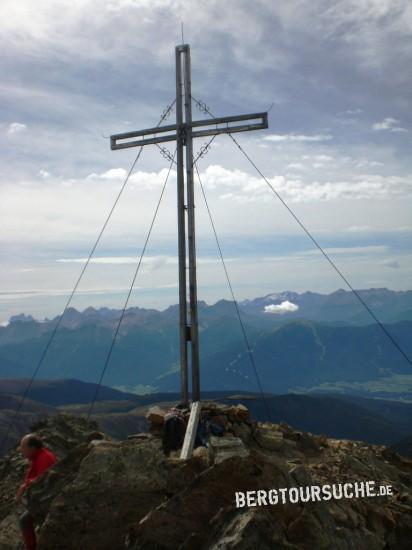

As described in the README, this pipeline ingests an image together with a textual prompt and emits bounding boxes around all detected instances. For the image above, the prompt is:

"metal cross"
[110,44,268,406]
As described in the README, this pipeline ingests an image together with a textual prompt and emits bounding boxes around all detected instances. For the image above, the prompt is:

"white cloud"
[355,159,384,168]
[56,256,177,275]
[99,168,128,180]
[302,245,388,256]
[313,155,333,162]
[264,300,299,314]
[56,255,237,266]
[6,122,27,134]
[347,225,372,233]
[286,162,306,170]
[38,169,51,178]
[57,256,148,265]
[390,126,409,133]
[85,167,176,189]
[264,134,333,143]
[0,165,410,254]
[372,117,408,133]
[201,165,412,204]
[0,283,179,302]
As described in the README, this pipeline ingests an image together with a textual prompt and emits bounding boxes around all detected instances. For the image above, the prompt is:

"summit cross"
[110,44,268,405]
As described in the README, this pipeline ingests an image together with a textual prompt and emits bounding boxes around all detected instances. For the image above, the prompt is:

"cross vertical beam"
[175,46,189,405]
[182,45,201,403]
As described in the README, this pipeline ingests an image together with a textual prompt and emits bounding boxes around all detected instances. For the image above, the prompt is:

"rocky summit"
[0,403,411,549]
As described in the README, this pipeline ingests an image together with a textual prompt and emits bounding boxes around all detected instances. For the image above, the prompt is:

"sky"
[0,0,411,323]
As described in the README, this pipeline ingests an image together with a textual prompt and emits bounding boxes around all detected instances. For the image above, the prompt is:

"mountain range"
[0,288,411,398]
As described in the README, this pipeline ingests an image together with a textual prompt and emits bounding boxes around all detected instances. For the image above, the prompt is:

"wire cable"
[229,137,412,369]
[0,103,176,452]
[191,95,412,370]
[86,150,176,419]
[0,150,143,453]
[194,162,273,421]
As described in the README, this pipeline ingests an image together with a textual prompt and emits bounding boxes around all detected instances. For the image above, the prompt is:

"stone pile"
[145,401,255,463]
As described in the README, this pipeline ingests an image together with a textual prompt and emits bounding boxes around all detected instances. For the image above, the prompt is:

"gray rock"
[209,435,250,464]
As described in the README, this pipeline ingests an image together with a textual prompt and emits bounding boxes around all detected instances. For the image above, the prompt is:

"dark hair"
[26,435,44,450]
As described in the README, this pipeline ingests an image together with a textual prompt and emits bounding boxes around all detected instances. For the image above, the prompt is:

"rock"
[227,404,250,423]
[208,435,249,464]
[314,434,329,448]
[232,422,252,444]
[254,426,284,451]
[207,508,276,550]
[89,439,107,447]
[127,454,286,549]
[297,432,320,453]
[32,439,204,549]
[192,445,210,467]
[290,464,313,486]
[145,405,166,426]
[127,432,153,441]
[287,458,303,466]
[0,511,21,550]
[0,406,411,550]
[208,414,229,431]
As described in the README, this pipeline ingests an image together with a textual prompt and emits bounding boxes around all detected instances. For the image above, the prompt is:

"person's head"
[20,434,43,459]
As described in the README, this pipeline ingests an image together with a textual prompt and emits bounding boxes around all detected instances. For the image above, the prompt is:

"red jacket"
[23,447,56,490]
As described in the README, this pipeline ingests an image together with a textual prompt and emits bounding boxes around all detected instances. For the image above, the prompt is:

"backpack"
[162,412,186,455]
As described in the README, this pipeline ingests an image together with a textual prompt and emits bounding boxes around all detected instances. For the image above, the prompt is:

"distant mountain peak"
[9,313,35,324]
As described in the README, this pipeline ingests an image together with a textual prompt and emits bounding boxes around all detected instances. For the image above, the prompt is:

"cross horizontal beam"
[110,112,268,150]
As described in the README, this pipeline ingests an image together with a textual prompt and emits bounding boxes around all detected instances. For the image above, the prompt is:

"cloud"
[287,163,305,170]
[56,255,237,266]
[344,109,363,115]
[264,134,333,143]
[57,256,149,265]
[264,300,299,314]
[6,122,27,134]
[0,283,179,302]
[390,127,409,133]
[85,167,176,189]
[347,225,372,233]
[372,118,408,133]
[381,260,400,269]
[0,0,411,322]
[303,245,388,256]
[201,165,412,204]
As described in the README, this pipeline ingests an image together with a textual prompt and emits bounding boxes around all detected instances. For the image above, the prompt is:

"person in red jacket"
[15,434,56,550]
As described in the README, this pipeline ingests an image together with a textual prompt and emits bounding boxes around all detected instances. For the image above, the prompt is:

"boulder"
[192,445,210,467]
[208,435,249,464]
[32,438,205,549]
[254,426,285,451]
[228,404,250,423]
[232,421,253,444]
[127,454,287,549]
[145,405,166,426]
